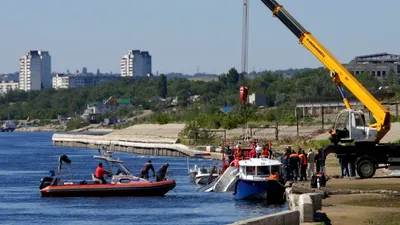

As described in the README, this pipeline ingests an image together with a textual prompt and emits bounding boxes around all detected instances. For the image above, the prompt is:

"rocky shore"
[15,125,63,132]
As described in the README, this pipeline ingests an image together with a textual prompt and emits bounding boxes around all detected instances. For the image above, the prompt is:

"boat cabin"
[238,158,282,181]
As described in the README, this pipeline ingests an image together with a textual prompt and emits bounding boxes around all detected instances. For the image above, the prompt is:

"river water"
[0,132,287,225]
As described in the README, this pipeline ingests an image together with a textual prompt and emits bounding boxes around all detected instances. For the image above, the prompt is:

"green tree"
[158,74,167,99]
[355,72,381,93]
[227,68,240,85]
[385,66,397,86]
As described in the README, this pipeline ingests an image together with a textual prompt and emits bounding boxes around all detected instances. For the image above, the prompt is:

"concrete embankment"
[228,210,300,225]
[230,183,325,225]
[52,133,222,159]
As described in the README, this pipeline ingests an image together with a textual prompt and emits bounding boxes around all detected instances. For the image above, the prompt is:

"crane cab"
[330,109,378,144]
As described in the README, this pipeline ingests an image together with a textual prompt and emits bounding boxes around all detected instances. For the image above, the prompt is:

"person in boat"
[261,144,270,158]
[255,145,262,158]
[140,160,155,180]
[235,144,244,160]
[95,162,111,184]
[250,144,257,158]
[156,163,169,181]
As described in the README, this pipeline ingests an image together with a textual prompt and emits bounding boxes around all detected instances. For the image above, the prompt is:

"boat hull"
[233,179,285,202]
[40,180,176,197]
[195,175,219,185]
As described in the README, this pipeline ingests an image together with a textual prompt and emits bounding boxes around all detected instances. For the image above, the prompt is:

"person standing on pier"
[140,160,155,180]
[298,149,308,181]
[288,149,300,181]
[306,149,315,178]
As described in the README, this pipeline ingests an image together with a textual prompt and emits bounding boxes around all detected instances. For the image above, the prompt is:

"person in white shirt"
[306,149,316,178]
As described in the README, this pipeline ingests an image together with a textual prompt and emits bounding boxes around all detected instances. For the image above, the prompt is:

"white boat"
[233,157,285,202]
[189,164,221,185]
[2,120,16,132]
[195,166,220,185]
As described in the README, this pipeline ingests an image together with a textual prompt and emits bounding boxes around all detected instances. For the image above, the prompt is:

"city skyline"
[1,0,399,75]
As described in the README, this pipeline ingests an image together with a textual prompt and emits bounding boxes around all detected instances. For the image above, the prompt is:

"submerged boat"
[40,150,176,197]
[189,165,220,185]
[188,155,222,185]
[233,158,285,203]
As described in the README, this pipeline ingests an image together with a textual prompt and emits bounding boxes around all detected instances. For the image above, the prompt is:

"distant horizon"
[0,66,317,77]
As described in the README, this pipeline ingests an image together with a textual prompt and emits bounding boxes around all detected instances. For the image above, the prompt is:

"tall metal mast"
[241,0,249,75]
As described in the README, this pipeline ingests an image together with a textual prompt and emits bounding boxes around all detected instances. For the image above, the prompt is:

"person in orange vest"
[250,143,257,158]
[298,148,308,181]
[261,144,269,158]
[288,149,300,181]
[235,144,244,160]
[269,172,279,180]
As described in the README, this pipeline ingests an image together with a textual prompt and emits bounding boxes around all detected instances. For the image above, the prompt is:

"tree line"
[0,67,392,122]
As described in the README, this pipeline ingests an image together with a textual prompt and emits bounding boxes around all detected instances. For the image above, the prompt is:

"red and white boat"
[39,151,176,197]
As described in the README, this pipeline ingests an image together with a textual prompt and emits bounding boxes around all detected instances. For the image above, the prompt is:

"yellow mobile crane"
[260,0,400,178]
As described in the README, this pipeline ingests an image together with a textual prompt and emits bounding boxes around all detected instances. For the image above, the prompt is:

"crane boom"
[260,0,391,142]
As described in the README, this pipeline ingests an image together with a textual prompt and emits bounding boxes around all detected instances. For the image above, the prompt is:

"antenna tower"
[241,0,249,75]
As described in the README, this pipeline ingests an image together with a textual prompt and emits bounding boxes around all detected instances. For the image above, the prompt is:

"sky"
[0,0,398,75]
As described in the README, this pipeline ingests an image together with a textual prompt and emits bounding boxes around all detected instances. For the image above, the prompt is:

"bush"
[65,118,89,131]
[178,120,218,145]
[153,113,172,125]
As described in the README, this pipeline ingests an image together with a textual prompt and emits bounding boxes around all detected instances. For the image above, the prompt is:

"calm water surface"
[0,132,287,225]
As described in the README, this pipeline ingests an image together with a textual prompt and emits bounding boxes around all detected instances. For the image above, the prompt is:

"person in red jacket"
[95,163,111,184]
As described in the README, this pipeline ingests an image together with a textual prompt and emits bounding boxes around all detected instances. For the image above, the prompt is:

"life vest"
[299,153,307,165]
[261,149,269,157]
[289,153,299,166]
[229,159,239,168]
[269,173,279,180]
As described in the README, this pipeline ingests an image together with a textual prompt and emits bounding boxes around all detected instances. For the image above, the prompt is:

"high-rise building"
[120,50,152,77]
[19,50,52,91]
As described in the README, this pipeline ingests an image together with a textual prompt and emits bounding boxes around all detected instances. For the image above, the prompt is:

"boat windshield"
[256,166,269,175]
[200,168,208,173]
[114,163,132,175]
[242,164,281,176]
[271,165,280,174]
[245,166,256,175]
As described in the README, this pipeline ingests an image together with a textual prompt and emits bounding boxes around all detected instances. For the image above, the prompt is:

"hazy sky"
[1,0,398,75]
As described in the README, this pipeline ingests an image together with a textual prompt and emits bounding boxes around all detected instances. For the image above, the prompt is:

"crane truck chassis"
[260,0,400,178]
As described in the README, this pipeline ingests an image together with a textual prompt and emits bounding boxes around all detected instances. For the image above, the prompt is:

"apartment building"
[52,73,120,89]
[19,50,52,91]
[52,73,85,89]
[0,81,19,95]
[120,50,152,77]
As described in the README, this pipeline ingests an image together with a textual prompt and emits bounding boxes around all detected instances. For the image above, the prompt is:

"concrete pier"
[52,133,223,159]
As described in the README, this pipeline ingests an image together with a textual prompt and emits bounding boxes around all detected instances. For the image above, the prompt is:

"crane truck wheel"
[356,159,376,179]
